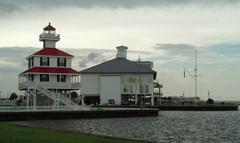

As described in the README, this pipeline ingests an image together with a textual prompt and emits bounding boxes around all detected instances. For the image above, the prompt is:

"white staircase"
[36,85,78,110]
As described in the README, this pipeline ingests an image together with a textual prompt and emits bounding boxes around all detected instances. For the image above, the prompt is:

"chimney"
[116,45,128,59]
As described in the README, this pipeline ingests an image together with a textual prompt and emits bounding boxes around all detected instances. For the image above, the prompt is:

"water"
[15,111,240,143]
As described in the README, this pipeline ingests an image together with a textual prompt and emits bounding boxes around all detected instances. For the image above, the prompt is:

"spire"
[43,22,56,31]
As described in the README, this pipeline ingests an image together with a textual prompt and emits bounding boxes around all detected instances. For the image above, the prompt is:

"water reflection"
[15,111,240,143]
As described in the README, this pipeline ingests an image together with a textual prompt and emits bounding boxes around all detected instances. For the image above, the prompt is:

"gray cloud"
[0,46,149,75]
[154,43,196,57]
[153,42,240,66]
[78,52,107,68]
[0,1,21,15]
[0,47,35,75]
[1,0,240,15]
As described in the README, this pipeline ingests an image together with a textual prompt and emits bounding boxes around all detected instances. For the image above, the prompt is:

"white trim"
[26,54,73,59]
[19,66,79,76]
[20,73,79,76]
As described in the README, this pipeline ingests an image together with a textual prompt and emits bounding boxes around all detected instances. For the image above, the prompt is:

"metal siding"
[100,76,121,105]
[50,57,57,67]
[81,74,99,95]
[34,57,40,67]
[66,58,71,68]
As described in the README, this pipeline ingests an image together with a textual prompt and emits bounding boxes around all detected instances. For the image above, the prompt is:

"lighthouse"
[18,23,80,110]
[39,22,60,48]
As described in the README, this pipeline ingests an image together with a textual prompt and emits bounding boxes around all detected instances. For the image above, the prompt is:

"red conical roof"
[20,67,80,75]
[30,48,73,57]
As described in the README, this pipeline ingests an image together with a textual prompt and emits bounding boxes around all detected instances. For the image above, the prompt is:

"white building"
[80,46,158,105]
[18,23,80,110]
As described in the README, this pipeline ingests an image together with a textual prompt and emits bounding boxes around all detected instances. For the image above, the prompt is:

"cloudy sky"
[0,0,239,100]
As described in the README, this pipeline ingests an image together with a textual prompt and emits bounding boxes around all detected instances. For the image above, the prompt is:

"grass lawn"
[0,122,152,143]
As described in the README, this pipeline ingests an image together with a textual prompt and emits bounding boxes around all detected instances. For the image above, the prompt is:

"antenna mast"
[194,49,198,106]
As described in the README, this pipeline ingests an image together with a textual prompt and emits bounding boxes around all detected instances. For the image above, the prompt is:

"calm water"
[15,111,240,143]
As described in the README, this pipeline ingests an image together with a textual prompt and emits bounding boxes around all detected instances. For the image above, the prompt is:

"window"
[123,85,128,93]
[129,85,134,93]
[50,31,55,34]
[40,74,49,82]
[28,57,34,68]
[40,57,49,66]
[129,78,136,83]
[145,85,149,93]
[57,57,66,67]
[140,85,144,93]
[57,75,66,82]
[123,85,135,93]
[28,74,34,81]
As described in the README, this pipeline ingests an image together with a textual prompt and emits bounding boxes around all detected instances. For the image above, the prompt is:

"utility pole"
[139,70,143,110]
[194,49,198,106]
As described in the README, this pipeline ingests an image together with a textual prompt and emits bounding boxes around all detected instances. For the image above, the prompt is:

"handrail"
[36,84,78,110]
[19,82,80,90]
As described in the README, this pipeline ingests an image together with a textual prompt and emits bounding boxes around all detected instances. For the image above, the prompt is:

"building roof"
[20,67,80,75]
[116,45,128,50]
[29,48,73,58]
[43,23,56,31]
[80,58,157,79]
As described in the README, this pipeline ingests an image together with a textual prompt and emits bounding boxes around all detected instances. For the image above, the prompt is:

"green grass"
[0,122,152,143]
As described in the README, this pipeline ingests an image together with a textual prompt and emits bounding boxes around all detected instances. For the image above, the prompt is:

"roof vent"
[116,45,128,59]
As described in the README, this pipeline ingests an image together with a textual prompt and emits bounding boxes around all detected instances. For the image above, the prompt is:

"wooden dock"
[94,104,239,111]
[0,108,159,121]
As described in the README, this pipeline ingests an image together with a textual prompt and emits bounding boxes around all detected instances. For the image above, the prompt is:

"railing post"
[33,88,37,111]
[26,90,29,110]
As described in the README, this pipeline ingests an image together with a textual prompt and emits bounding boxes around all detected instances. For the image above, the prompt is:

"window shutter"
[64,58,66,67]
[47,57,49,66]
[32,58,34,66]
[28,59,30,68]
[40,57,42,66]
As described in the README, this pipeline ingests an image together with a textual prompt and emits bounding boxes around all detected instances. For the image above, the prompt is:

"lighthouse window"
[50,31,55,34]
[57,57,66,67]
[57,75,66,82]
[28,57,34,68]
[28,74,34,81]
[40,57,49,66]
[40,74,49,82]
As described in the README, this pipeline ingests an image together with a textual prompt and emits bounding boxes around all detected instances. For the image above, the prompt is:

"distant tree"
[71,91,78,99]
[9,92,18,100]
[206,98,214,104]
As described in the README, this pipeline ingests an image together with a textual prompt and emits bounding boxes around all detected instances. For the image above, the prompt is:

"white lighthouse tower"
[18,23,80,110]
[39,22,60,48]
